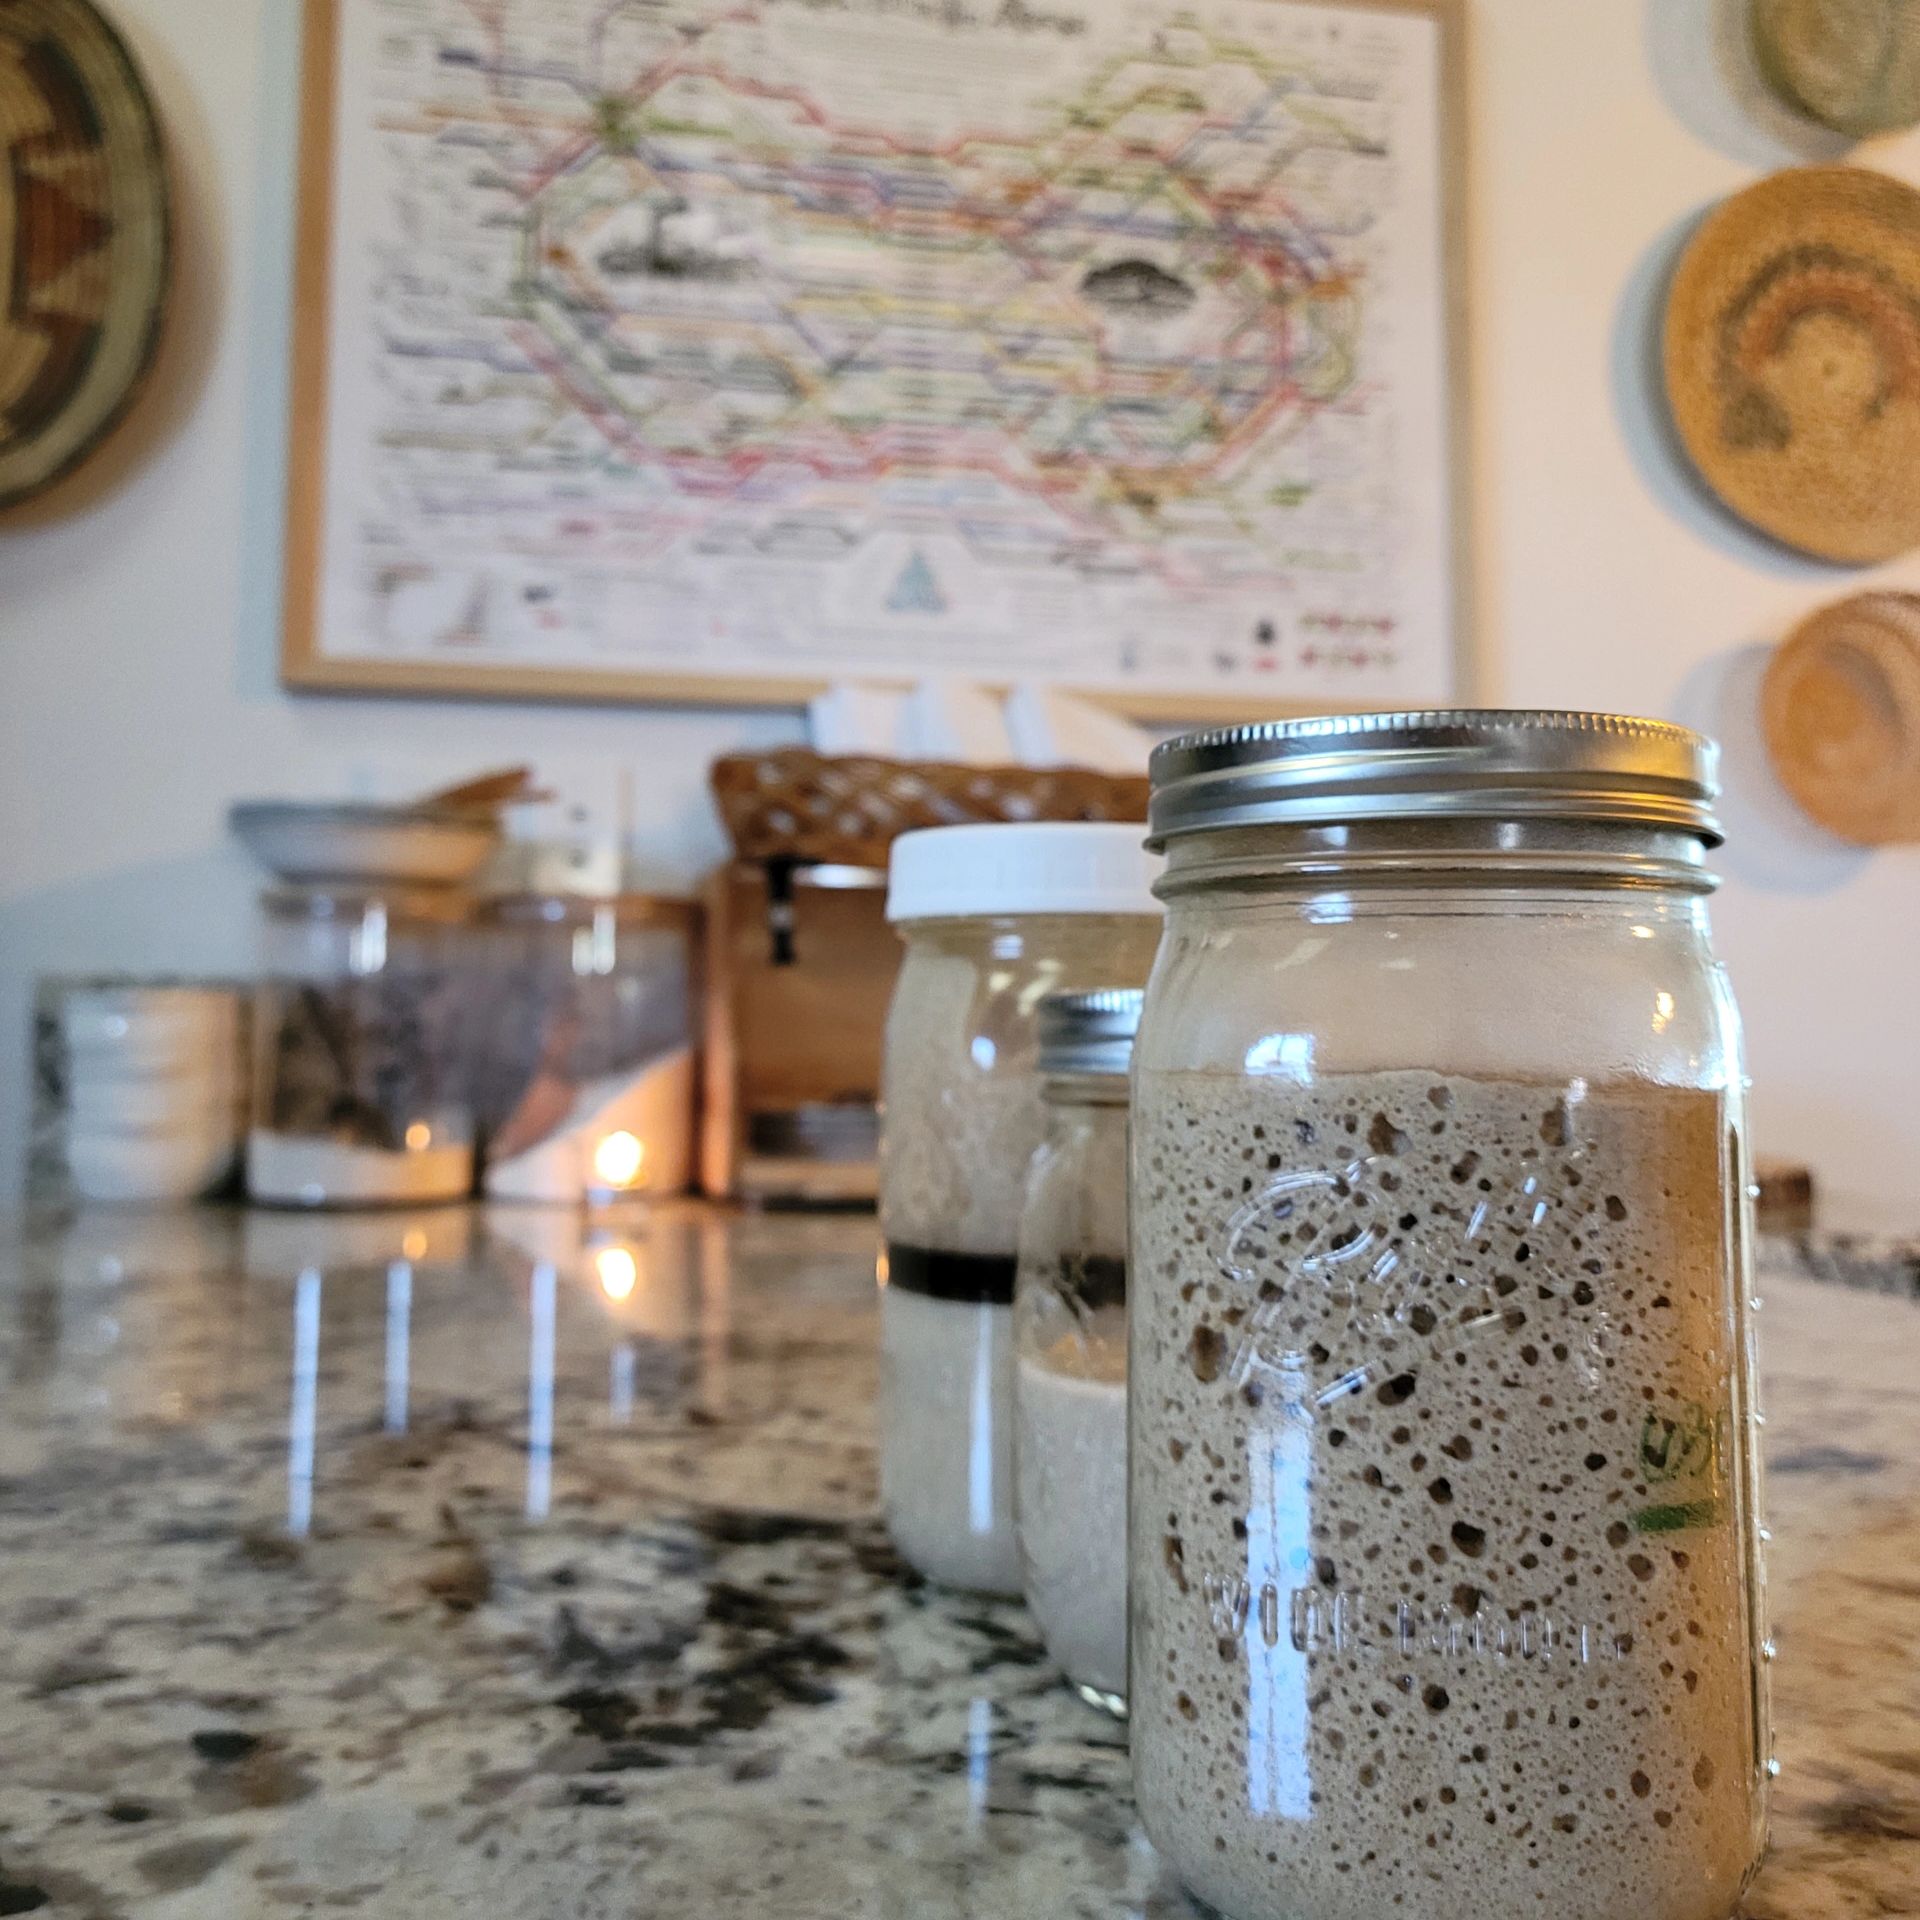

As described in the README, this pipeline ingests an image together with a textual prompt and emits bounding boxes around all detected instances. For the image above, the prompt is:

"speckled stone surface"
[0,1203,1914,1918]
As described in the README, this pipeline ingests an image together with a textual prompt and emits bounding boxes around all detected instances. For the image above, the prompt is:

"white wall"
[1470,0,1920,1227]
[0,0,1915,1220]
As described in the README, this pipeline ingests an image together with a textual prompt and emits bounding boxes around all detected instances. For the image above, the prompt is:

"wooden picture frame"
[283,0,1473,718]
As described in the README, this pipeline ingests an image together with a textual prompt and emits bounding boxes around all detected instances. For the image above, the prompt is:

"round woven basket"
[1752,0,1920,138]
[0,0,169,509]
[1664,166,1920,565]
[1763,590,1920,844]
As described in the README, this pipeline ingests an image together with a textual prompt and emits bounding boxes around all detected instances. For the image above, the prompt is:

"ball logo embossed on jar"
[1208,1086,1614,1419]
[1196,1570,1636,1668]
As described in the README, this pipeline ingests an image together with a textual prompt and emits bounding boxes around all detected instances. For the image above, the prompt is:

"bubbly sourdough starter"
[881,986,1047,1260]
[1016,1323,1128,1706]
[1131,1071,1763,1920]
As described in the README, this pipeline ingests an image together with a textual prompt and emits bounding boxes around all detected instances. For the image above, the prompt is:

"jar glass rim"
[1153,817,1720,898]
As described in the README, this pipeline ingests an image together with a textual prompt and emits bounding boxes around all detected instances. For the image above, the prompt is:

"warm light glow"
[593,1130,646,1189]
[404,1122,432,1152]
[1652,990,1675,1034]
[1629,925,1655,940]
[595,1247,638,1302]
[401,1230,428,1262]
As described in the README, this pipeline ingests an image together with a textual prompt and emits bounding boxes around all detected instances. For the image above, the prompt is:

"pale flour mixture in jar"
[1013,988,1139,1712]
[879,825,1160,1593]
[1017,1323,1128,1701]
[1130,713,1769,1920]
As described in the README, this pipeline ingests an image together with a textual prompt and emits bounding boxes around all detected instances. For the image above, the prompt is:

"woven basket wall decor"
[1752,0,1920,138]
[1663,166,1920,565]
[1762,590,1920,844]
[0,0,169,509]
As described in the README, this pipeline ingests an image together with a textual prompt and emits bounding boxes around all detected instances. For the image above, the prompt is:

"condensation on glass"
[1129,713,1770,1920]
[878,823,1161,1594]
[1013,987,1139,1715]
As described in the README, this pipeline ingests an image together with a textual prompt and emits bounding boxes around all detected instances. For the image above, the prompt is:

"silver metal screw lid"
[1037,988,1144,1078]
[1147,710,1722,846]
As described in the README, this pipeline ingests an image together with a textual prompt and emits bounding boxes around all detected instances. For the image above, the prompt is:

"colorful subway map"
[312,0,1455,702]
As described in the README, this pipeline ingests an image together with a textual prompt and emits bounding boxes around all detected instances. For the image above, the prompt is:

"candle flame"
[596,1246,638,1302]
[593,1130,646,1189]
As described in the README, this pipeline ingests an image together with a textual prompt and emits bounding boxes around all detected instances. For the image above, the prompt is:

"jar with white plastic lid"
[1129,712,1768,1920]
[879,821,1162,1593]
[1014,987,1139,1715]
[249,888,479,1209]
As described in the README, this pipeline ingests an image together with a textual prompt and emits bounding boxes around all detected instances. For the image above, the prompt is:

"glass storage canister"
[1128,713,1768,1920]
[1014,986,1140,1716]
[248,888,480,1208]
[880,821,1162,1594]
[474,892,697,1203]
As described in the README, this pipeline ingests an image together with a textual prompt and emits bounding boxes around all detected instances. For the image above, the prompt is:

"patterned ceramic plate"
[1664,165,1920,565]
[0,0,168,509]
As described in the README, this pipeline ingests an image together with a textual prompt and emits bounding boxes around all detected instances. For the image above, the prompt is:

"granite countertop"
[0,1202,1914,1918]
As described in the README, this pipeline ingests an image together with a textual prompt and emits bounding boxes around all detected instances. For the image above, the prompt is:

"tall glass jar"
[474,892,697,1203]
[249,888,479,1208]
[1014,988,1138,1715]
[880,822,1162,1593]
[1129,714,1768,1920]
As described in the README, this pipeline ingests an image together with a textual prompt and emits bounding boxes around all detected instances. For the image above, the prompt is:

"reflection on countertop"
[0,1203,1915,1918]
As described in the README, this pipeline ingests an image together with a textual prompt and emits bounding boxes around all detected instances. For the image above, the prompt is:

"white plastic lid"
[886,821,1162,923]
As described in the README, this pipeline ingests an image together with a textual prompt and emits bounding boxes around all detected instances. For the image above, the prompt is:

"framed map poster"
[283,0,1470,716]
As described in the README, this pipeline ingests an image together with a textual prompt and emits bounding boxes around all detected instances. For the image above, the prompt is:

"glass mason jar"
[880,822,1162,1593]
[248,888,479,1209]
[474,892,697,1202]
[1129,714,1769,1920]
[1014,988,1139,1715]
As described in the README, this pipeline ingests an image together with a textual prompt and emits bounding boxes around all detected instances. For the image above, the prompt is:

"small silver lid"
[1037,988,1144,1078]
[1147,710,1722,846]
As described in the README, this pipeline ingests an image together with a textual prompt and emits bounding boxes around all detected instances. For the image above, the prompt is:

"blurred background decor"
[279,0,1471,718]
[1751,0,1920,138]
[246,886,479,1208]
[0,0,169,509]
[476,889,697,1207]
[1762,590,1920,844]
[698,860,891,1206]
[31,978,245,1204]
[1662,164,1920,564]
[709,749,1149,873]
[9,3,1920,1223]
[698,690,1154,1203]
